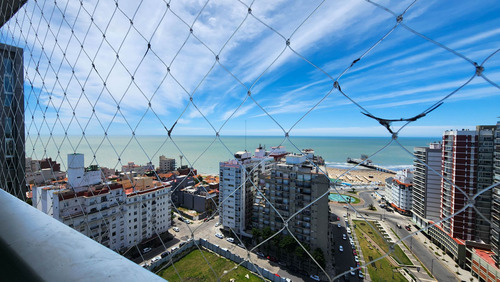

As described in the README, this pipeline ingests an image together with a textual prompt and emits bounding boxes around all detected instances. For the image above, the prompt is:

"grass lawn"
[157,249,263,282]
[353,220,408,281]
[353,220,412,265]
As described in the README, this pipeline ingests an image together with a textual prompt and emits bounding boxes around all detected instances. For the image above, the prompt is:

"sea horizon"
[26,135,441,175]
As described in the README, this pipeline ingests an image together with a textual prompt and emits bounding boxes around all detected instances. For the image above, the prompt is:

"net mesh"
[1,0,500,281]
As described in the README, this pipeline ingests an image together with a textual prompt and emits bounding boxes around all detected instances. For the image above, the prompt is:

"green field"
[353,220,408,281]
[157,249,263,281]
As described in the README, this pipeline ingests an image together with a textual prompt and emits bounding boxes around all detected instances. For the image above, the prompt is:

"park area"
[353,220,413,281]
[157,249,263,281]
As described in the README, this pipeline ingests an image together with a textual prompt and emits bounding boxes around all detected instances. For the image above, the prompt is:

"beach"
[326,167,394,185]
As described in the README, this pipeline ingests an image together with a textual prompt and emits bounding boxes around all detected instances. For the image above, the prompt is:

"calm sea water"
[25,135,439,174]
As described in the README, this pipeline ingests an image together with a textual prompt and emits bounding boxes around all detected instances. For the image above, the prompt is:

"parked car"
[354,256,359,262]
[396,224,402,229]
[215,233,223,239]
[173,227,180,232]
[226,237,234,243]
[350,267,355,276]
[310,274,320,281]
[347,227,351,234]
[358,271,364,279]
[142,247,152,253]
[215,222,220,227]
[338,223,341,228]
[256,251,265,258]
[161,251,170,258]
[171,246,179,252]
[151,256,160,263]
[267,256,278,262]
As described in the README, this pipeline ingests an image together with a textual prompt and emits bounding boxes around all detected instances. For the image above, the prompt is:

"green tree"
[279,235,297,252]
[368,203,376,211]
[312,248,326,268]
[252,228,262,243]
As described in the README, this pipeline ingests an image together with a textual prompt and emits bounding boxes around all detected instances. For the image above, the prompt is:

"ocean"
[25,135,439,175]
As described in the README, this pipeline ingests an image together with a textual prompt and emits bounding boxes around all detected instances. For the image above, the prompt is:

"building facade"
[32,154,171,251]
[219,147,273,236]
[412,142,442,228]
[441,130,478,241]
[253,153,330,255]
[0,43,25,199]
[492,121,500,267]
[159,155,176,173]
[387,169,413,215]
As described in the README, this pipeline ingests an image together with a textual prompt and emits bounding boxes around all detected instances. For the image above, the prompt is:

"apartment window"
[5,138,14,157]
[4,117,12,137]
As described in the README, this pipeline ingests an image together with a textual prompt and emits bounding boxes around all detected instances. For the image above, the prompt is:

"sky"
[3,0,500,138]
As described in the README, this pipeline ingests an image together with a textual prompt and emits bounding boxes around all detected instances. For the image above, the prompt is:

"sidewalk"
[409,222,476,282]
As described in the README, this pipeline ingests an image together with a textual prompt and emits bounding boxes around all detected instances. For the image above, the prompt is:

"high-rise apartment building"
[159,155,176,173]
[475,125,496,243]
[253,153,329,255]
[491,121,500,266]
[440,129,478,240]
[412,142,442,228]
[0,43,25,199]
[219,147,272,236]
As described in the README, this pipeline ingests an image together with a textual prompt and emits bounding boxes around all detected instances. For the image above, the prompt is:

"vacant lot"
[157,249,263,281]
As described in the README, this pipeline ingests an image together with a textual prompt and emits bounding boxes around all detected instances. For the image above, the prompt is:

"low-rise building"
[386,169,413,215]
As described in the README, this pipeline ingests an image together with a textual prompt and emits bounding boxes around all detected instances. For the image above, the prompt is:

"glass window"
[4,117,12,137]
[3,58,12,74]
[4,76,13,93]
[5,138,14,157]
[5,93,13,106]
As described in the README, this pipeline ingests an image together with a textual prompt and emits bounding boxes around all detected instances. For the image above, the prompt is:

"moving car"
[338,223,341,228]
[310,274,320,281]
[350,267,355,276]
[339,245,343,252]
[142,247,152,253]
[342,234,347,240]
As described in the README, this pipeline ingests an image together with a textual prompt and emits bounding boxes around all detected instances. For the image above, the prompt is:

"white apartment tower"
[412,142,442,228]
[219,147,272,236]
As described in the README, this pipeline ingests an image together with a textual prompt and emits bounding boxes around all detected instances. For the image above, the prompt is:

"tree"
[312,248,326,268]
[368,204,376,211]
[252,228,262,242]
[279,235,297,252]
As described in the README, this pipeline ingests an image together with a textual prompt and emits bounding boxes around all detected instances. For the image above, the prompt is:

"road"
[354,189,456,281]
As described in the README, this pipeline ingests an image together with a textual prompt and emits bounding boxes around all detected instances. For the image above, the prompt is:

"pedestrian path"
[377,221,437,282]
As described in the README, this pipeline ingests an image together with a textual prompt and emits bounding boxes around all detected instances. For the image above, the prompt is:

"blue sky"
[6,0,500,138]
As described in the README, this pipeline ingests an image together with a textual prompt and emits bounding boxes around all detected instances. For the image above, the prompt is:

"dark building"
[492,121,500,267]
[0,43,25,199]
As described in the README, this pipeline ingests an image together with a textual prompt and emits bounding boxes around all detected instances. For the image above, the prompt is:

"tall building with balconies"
[412,142,442,228]
[159,155,176,173]
[440,129,478,241]
[475,125,496,243]
[0,43,25,199]
[491,121,500,267]
[219,147,273,236]
[253,153,329,255]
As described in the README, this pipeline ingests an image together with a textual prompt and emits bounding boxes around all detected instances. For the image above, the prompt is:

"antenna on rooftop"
[245,119,247,152]
[179,155,183,168]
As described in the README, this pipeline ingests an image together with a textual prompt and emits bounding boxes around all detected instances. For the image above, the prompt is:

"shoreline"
[326,167,394,185]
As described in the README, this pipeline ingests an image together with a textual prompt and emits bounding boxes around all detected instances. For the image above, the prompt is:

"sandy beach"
[326,167,394,185]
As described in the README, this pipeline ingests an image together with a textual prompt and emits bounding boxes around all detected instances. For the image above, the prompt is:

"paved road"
[350,191,456,282]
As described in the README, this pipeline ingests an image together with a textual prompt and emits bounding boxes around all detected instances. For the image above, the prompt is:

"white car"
[347,227,351,234]
[339,245,343,252]
[226,237,234,243]
[354,256,359,262]
[350,267,356,276]
[215,222,220,227]
[151,256,160,263]
[215,233,224,239]
[142,247,152,253]
[342,234,346,240]
[359,271,364,279]
[173,227,180,232]
[337,223,341,228]
[309,274,320,281]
